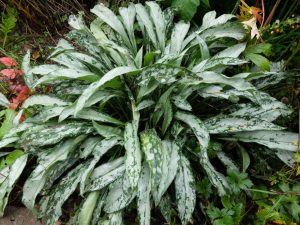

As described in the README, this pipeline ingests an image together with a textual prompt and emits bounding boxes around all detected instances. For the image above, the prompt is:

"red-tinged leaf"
[9,100,18,110]
[15,70,24,76]
[19,113,26,123]
[0,57,17,67]
[0,69,17,79]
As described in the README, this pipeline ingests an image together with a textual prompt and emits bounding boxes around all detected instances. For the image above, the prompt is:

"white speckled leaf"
[104,175,136,213]
[140,129,163,204]
[175,111,229,195]
[175,154,196,225]
[137,163,151,225]
[124,122,142,188]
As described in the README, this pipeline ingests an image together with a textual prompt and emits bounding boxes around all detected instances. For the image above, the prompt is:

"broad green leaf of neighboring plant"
[0,149,24,171]
[171,0,200,21]
[0,109,15,138]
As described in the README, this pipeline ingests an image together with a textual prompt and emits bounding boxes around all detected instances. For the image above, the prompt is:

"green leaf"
[119,4,137,53]
[22,95,68,108]
[169,21,190,55]
[91,4,132,51]
[78,191,100,225]
[124,122,142,188]
[204,115,283,134]
[76,109,124,125]
[175,154,196,225]
[80,138,119,194]
[146,2,166,50]
[22,136,85,209]
[245,53,270,71]
[175,111,229,195]
[221,131,299,152]
[93,121,124,139]
[171,0,200,21]
[135,3,158,48]
[237,144,250,172]
[35,69,99,86]
[156,140,179,203]
[104,175,136,213]
[0,154,27,217]
[19,122,93,149]
[0,150,24,171]
[140,129,163,204]
[22,50,34,88]
[0,109,15,138]
[87,157,125,192]
[41,163,89,225]
[75,66,137,115]
[137,163,151,225]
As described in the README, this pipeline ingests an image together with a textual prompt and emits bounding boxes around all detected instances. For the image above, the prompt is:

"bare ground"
[0,207,42,225]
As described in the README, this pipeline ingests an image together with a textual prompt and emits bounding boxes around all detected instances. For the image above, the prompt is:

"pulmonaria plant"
[0,2,298,225]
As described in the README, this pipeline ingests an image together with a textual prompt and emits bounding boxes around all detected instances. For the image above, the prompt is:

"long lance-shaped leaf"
[169,21,190,55]
[213,43,247,59]
[204,115,284,134]
[75,66,137,115]
[104,175,136,213]
[175,154,196,225]
[22,95,68,108]
[78,191,100,225]
[156,140,179,203]
[76,109,124,125]
[0,136,19,148]
[124,122,142,188]
[159,194,173,224]
[93,121,124,139]
[23,136,85,209]
[87,157,125,192]
[146,1,165,50]
[22,50,34,88]
[90,190,108,225]
[42,163,89,225]
[80,138,119,194]
[34,69,99,86]
[140,129,163,205]
[135,4,158,48]
[195,71,254,91]
[137,163,151,225]
[119,4,137,54]
[230,101,291,122]
[19,122,93,149]
[221,131,299,152]
[0,154,27,217]
[175,111,229,195]
[201,11,236,30]
[91,4,132,51]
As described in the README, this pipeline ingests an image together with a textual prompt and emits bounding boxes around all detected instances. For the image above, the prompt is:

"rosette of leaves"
[0,2,298,225]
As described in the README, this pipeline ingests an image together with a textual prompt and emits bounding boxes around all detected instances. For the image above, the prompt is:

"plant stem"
[2,33,7,48]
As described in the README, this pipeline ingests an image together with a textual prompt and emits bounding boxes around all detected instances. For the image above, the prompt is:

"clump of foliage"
[0,5,18,48]
[0,2,298,225]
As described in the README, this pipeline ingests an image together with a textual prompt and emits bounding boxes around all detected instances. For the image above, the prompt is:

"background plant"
[0,1,299,225]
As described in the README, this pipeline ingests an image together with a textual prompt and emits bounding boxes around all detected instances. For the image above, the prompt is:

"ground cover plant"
[0,1,299,225]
